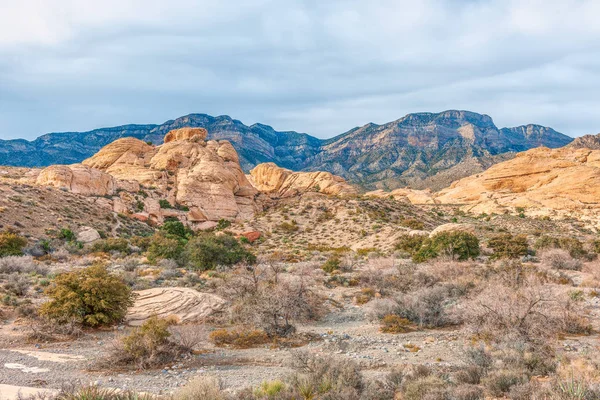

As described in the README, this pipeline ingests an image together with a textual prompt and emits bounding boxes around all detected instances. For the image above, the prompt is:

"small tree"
[183,233,256,270]
[413,231,480,263]
[146,233,184,263]
[39,264,135,327]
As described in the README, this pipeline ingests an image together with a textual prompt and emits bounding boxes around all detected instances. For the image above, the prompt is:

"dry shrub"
[0,255,46,274]
[287,351,364,398]
[380,314,413,333]
[364,298,400,322]
[169,324,206,350]
[392,284,463,328]
[540,249,583,271]
[359,261,438,295]
[172,376,227,400]
[101,316,193,369]
[209,328,269,348]
[465,276,590,342]
[224,266,324,337]
[482,369,526,397]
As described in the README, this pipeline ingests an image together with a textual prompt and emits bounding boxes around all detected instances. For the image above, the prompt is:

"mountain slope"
[308,111,572,190]
[0,110,573,190]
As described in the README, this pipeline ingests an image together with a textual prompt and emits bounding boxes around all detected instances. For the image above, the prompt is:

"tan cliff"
[248,162,358,197]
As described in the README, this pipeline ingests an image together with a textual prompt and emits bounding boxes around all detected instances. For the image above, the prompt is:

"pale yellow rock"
[366,188,437,204]
[79,128,259,222]
[429,223,475,237]
[163,127,208,143]
[36,164,116,196]
[249,162,357,197]
[435,147,600,217]
[126,287,227,326]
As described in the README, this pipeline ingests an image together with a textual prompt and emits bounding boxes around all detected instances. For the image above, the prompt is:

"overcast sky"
[1,0,600,140]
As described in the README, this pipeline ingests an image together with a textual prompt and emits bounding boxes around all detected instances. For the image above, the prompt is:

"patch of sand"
[10,350,85,363]
[0,385,58,400]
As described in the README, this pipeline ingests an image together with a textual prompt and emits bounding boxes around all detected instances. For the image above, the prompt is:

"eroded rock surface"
[126,288,227,326]
[249,162,357,197]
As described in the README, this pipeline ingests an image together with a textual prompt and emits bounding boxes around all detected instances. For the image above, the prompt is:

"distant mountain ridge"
[0,110,573,190]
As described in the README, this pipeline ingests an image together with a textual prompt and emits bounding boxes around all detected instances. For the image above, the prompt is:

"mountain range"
[0,110,574,190]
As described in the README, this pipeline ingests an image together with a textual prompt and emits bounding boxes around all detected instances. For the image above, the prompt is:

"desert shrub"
[49,385,154,400]
[0,231,27,257]
[172,376,227,400]
[39,264,134,327]
[160,220,190,239]
[277,221,299,233]
[401,375,447,400]
[58,228,76,242]
[488,233,529,259]
[287,351,364,398]
[450,384,484,400]
[159,199,172,209]
[380,314,412,333]
[535,235,588,259]
[400,218,424,230]
[395,234,427,256]
[465,278,589,342]
[118,316,181,369]
[90,238,130,254]
[392,284,462,328]
[483,369,526,397]
[227,267,324,337]
[3,273,30,296]
[0,255,45,275]
[413,231,480,263]
[540,249,583,271]
[183,233,256,271]
[146,233,184,263]
[209,328,270,348]
[321,256,341,273]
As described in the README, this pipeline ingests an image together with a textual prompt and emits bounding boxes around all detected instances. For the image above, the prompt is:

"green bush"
[322,256,341,273]
[395,234,427,256]
[39,264,134,327]
[91,238,130,254]
[413,231,480,263]
[121,316,175,368]
[216,219,231,231]
[159,199,172,209]
[534,235,587,259]
[146,233,184,263]
[160,220,190,239]
[488,234,529,259]
[59,228,76,242]
[183,233,256,270]
[0,231,27,257]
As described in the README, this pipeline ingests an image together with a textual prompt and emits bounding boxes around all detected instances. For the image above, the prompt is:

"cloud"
[1,0,600,139]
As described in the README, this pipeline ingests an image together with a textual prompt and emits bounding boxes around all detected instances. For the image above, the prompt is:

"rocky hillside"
[0,110,573,190]
[567,133,600,150]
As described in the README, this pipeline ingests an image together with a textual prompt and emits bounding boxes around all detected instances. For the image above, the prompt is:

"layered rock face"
[435,147,600,218]
[37,128,260,224]
[249,162,357,197]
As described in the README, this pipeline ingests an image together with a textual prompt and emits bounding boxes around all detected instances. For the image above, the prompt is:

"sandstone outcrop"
[36,164,117,196]
[435,147,600,217]
[164,127,207,143]
[36,127,261,224]
[249,162,357,197]
[365,188,437,204]
[126,288,227,326]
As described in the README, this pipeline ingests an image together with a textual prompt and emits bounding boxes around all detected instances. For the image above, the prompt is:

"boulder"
[240,231,261,243]
[429,223,475,237]
[76,227,101,243]
[126,288,227,326]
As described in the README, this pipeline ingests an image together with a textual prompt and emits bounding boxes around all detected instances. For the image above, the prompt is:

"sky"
[1,0,600,140]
